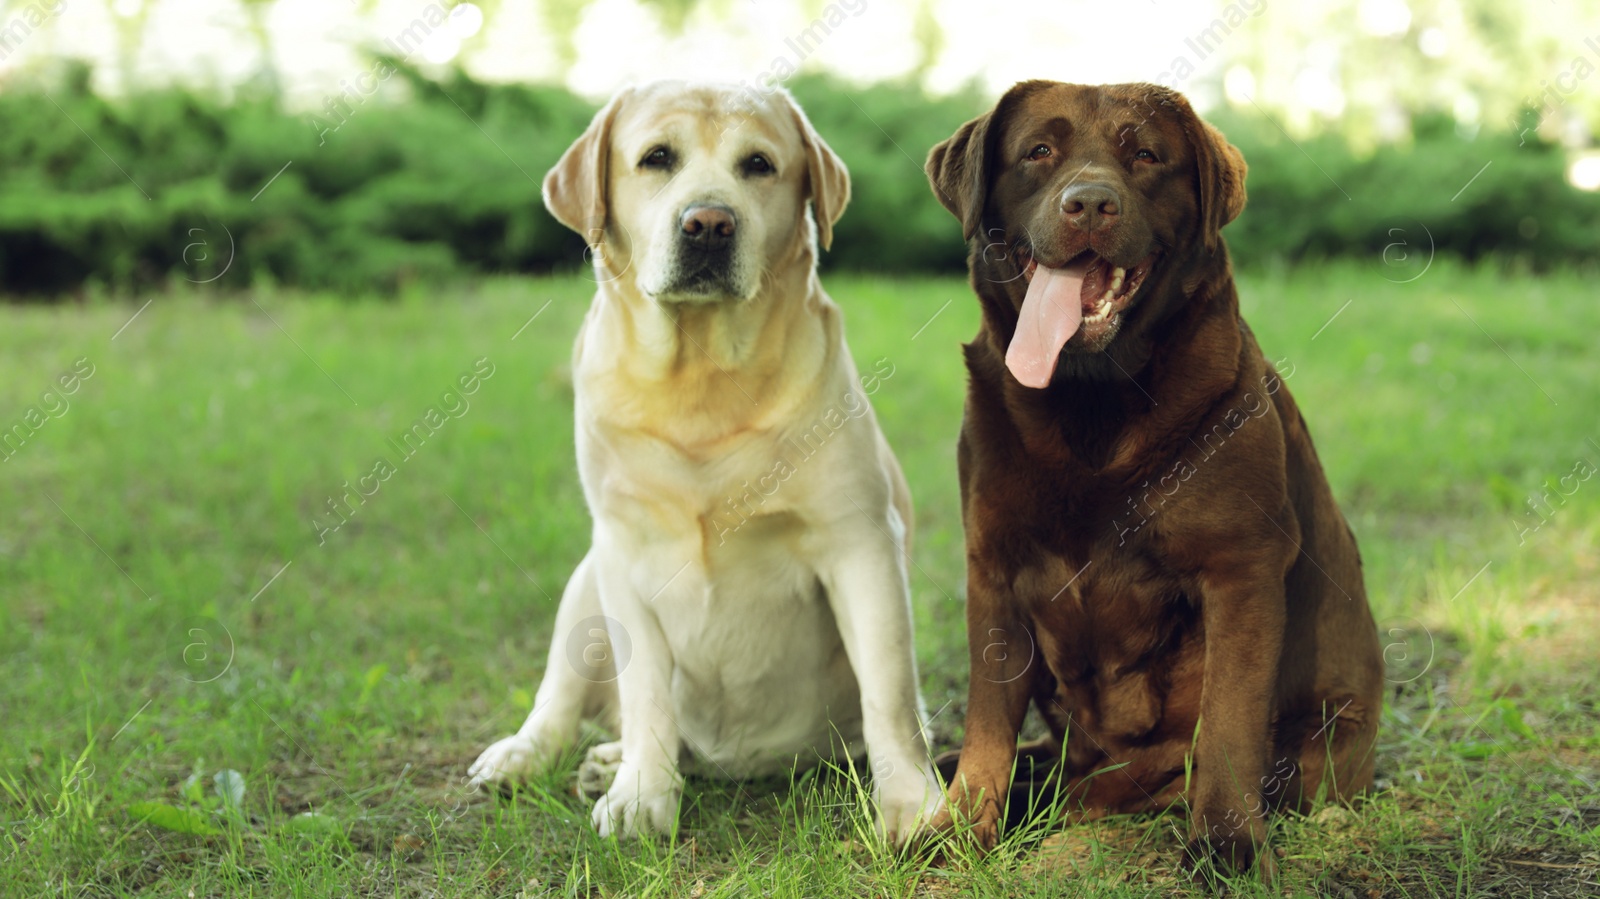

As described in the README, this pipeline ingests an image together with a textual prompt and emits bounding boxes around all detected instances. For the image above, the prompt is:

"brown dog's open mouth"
[1008,248,1157,387]
[1020,250,1153,321]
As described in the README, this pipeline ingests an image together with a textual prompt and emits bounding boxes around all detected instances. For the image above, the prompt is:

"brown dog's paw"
[960,808,1001,854]
[1182,835,1278,887]
[925,792,1002,859]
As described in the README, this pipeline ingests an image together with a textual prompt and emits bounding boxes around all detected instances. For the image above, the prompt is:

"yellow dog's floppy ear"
[543,88,632,237]
[780,91,851,251]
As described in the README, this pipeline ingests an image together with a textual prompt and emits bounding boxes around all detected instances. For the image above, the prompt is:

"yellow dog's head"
[544,81,850,304]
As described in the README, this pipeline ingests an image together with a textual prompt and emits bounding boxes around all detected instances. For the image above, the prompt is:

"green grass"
[3,261,1598,896]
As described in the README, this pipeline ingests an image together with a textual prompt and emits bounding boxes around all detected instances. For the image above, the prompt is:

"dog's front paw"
[577,741,623,799]
[468,734,555,790]
[932,780,1004,852]
[1184,830,1277,884]
[876,764,945,846]
[591,763,682,838]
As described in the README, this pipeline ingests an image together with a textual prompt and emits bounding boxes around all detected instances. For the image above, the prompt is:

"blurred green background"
[0,0,1597,295]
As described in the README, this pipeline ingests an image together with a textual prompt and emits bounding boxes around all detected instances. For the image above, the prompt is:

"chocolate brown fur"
[925,81,1383,877]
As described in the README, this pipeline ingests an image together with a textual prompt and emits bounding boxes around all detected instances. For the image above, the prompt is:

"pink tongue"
[1006,263,1086,388]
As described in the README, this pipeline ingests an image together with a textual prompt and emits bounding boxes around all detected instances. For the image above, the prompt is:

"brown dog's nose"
[680,204,737,248]
[1061,183,1120,232]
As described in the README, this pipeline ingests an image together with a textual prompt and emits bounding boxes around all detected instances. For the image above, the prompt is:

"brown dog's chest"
[1011,545,1209,813]
[970,458,1213,800]
[1016,534,1203,720]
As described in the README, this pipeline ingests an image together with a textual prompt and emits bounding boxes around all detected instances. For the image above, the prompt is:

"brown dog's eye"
[743,153,774,175]
[1135,148,1158,163]
[640,146,674,169]
[1027,144,1053,161]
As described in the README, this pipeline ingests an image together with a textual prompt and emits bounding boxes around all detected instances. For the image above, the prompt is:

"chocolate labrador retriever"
[923,81,1382,876]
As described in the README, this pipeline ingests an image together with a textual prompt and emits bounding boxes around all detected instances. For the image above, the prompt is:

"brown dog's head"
[926,81,1246,387]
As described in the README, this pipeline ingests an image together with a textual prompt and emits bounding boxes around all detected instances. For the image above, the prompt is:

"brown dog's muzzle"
[1002,166,1163,386]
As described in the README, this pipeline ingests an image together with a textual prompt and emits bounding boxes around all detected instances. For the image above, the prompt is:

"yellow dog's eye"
[1027,144,1052,161]
[640,146,673,169]
[1135,148,1158,163]
[743,153,774,175]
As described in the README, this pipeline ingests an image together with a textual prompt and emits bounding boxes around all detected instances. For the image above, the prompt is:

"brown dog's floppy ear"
[781,91,851,251]
[926,82,1044,242]
[1193,118,1248,254]
[543,88,632,237]
[925,111,995,242]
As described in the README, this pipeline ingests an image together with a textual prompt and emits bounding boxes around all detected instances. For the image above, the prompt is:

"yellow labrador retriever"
[468,82,943,842]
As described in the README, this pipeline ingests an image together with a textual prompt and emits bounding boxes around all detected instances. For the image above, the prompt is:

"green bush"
[1207,109,1596,270]
[0,63,593,295]
[0,65,1594,297]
